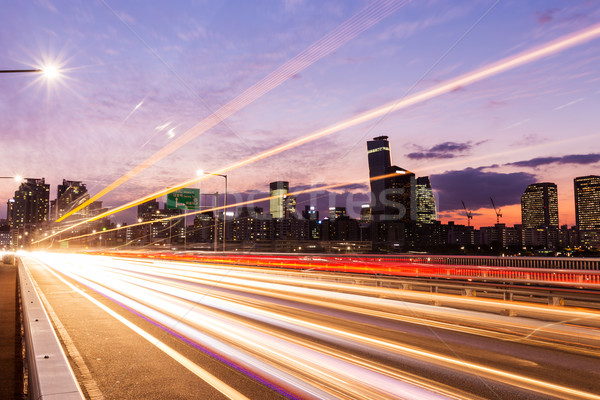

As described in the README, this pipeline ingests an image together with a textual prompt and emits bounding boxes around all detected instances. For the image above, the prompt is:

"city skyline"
[2,1,600,229]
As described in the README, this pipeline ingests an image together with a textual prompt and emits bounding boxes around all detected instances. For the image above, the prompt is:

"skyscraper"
[270,181,289,219]
[574,175,600,248]
[9,178,50,228]
[520,183,559,229]
[367,136,391,219]
[384,166,416,222]
[54,179,89,220]
[367,136,416,222]
[416,176,437,224]
[283,195,297,219]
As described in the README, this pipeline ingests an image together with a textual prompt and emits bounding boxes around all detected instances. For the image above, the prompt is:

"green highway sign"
[167,188,200,210]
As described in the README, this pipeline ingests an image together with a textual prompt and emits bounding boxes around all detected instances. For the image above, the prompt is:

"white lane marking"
[40,261,250,400]
[27,261,105,400]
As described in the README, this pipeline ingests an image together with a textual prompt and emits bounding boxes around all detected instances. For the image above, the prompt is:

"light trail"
[56,0,409,223]
[33,259,251,400]
[43,22,600,242]
[41,173,398,244]
[27,253,600,399]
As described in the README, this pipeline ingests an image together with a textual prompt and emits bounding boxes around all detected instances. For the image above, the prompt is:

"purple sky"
[1,0,600,228]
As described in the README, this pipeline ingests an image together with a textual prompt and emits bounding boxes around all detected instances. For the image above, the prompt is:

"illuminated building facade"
[283,195,297,219]
[574,175,600,248]
[520,183,559,229]
[54,179,89,220]
[416,176,437,224]
[269,181,289,219]
[328,206,347,220]
[9,178,50,229]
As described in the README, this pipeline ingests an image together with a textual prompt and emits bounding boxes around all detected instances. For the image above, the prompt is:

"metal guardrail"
[18,258,84,400]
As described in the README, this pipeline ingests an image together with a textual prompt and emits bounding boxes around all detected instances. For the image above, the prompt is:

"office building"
[9,178,50,229]
[283,195,297,219]
[367,136,416,222]
[367,136,392,219]
[521,183,559,229]
[574,175,600,248]
[416,176,437,224]
[54,179,89,220]
[270,181,289,219]
[359,204,371,223]
[574,175,600,230]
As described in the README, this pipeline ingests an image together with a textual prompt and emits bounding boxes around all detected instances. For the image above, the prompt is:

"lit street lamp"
[0,69,42,73]
[197,170,228,252]
[0,67,59,78]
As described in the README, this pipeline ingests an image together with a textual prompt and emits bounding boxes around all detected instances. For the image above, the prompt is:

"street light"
[0,176,23,182]
[0,66,60,78]
[0,69,42,74]
[197,170,228,252]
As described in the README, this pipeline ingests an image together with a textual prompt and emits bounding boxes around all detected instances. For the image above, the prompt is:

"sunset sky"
[1,0,599,228]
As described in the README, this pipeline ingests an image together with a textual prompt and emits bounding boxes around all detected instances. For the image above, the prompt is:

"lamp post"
[0,69,42,74]
[1,67,59,78]
[197,171,227,252]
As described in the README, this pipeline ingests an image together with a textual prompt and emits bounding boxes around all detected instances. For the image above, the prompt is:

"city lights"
[4,3,600,400]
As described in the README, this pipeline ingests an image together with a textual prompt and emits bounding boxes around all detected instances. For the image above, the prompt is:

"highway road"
[22,252,600,400]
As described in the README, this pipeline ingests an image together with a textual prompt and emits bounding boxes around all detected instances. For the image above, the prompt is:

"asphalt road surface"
[22,252,600,400]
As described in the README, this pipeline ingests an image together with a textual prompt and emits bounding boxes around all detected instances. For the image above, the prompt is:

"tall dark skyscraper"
[416,176,437,224]
[367,136,416,222]
[574,175,600,248]
[9,178,50,228]
[367,136,392,218]
[521,182,559,229]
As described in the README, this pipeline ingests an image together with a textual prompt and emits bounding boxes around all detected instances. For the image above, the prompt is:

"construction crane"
[490,197,502,224]
[461,200,473,227]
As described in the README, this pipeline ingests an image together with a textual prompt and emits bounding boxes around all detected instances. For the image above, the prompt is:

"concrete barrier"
[18,258,84,400]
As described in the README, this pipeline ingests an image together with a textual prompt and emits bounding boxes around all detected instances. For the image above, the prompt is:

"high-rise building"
[283,195,297,219]
[521,183,559,229]
[384,166,416,222]
[9,178,50,228]
[54,179,89,220]
[270,181,289,219]
[416,176,437,224]
[367,136,416,222]
[359,204,371,223]
[574,175,600,230]
[574,175,600,248]
[367,136,392,218]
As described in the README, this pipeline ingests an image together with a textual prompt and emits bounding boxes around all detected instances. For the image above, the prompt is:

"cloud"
[536,9,561,25]
[406,152,456,160]
[506,154,600,168]
[430,167,535,212]
[406,141,473,160]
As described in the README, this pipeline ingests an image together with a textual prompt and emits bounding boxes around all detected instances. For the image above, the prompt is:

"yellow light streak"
[46,22,600,242]
[56,0,408,223]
